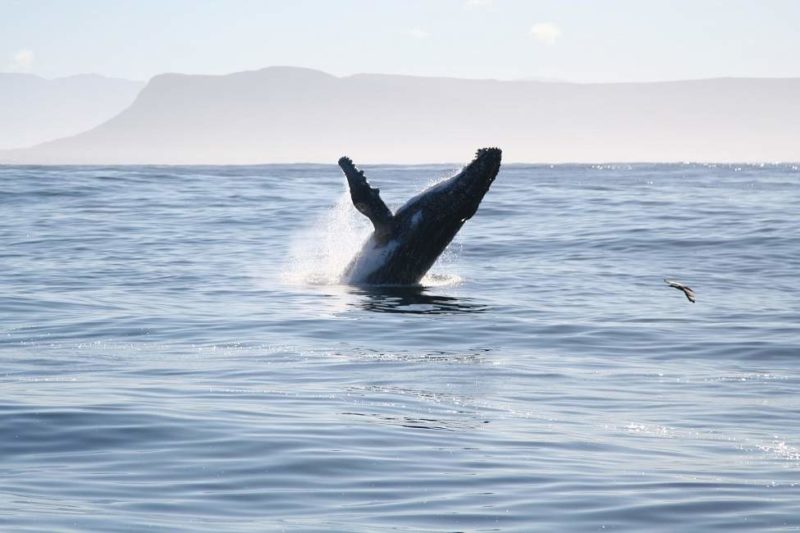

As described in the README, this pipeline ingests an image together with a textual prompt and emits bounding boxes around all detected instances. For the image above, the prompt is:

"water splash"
[284,191,372,285]
[284,183,464,287]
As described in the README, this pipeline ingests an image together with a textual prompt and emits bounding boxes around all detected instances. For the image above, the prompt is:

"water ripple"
[1,164,799,530]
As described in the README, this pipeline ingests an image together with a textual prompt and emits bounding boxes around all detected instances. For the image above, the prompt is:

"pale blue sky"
[2,0,799,82]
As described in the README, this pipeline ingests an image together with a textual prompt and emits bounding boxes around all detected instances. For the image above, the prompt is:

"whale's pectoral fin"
[338,156,394,238]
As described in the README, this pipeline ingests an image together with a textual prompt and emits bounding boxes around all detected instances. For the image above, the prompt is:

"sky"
[2,0,799,83]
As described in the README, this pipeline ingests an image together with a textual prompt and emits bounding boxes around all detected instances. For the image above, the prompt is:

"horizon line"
[3,161,799,168]
[5,65,800,86]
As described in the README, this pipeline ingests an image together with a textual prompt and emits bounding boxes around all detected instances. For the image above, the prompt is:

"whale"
[338,147,502,285]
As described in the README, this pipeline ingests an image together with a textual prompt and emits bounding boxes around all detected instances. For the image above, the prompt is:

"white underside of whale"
[342,237,400,284]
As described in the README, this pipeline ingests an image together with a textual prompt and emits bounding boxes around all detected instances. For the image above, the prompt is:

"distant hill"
[0,73,144,149]
[2,67,799,163]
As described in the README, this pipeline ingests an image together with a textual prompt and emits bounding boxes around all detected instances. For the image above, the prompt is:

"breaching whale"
[338,147,502,285]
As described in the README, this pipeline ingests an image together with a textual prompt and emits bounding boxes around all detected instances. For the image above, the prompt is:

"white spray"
[284,184,462,287]
[284,191,372,285]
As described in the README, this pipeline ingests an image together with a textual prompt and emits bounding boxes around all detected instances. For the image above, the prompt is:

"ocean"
[1,162,799,531]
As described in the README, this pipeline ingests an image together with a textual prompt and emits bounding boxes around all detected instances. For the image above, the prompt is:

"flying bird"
[664,279,696,303]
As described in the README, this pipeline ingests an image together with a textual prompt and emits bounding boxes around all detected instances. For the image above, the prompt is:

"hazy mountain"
[3,67,799,163]
[0,73,144,150]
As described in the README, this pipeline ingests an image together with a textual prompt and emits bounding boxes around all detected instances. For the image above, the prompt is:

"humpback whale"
[338,148,502,285]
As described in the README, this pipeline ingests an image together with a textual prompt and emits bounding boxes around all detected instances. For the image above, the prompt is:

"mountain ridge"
[0,73,144,150]
[3,66,799,164]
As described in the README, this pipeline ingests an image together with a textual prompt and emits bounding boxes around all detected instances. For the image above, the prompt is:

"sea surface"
[1,162,799,531]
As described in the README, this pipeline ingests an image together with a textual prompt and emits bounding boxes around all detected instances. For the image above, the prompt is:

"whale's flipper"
[338,156,394,240]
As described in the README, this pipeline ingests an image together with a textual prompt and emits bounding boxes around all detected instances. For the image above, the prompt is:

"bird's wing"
[683,288,696,303]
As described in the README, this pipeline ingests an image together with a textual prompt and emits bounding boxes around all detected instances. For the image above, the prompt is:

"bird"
[664,279,696,303]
